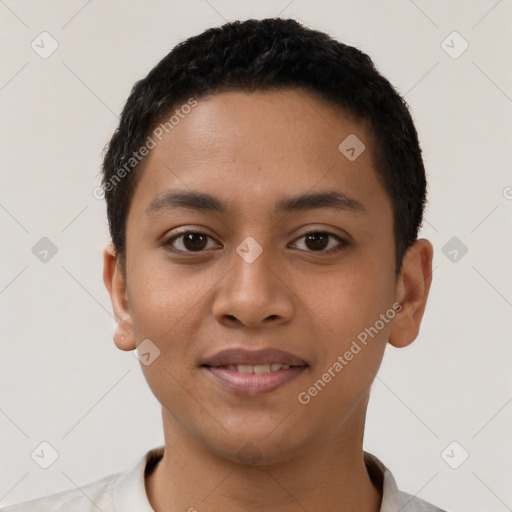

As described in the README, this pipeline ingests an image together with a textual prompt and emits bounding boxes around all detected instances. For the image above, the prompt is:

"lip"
[201,347,308,367]
[203,366,308,396]
[200,347,309,396]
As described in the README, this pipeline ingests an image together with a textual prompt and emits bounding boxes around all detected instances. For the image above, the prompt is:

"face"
[104,88,432,465]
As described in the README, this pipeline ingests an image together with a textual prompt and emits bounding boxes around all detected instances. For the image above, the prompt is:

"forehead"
[154,88,370,170]
[128,88,390,222]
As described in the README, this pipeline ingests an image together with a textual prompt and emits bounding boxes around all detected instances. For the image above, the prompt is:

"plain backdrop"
[1,1,511,511]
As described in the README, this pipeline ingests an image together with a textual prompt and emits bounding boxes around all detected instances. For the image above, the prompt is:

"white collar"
[112,446,441,511]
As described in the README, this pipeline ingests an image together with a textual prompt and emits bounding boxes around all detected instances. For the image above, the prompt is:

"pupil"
[306,233,328,251]
[184,233,207,251]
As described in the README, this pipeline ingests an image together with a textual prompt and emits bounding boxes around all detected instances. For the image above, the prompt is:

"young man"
[3,17,444,512]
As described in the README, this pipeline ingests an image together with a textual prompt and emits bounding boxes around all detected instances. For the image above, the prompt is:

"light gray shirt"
[1,447,446,511]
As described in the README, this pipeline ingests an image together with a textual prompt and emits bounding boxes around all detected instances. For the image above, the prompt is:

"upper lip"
[201,348,308,367]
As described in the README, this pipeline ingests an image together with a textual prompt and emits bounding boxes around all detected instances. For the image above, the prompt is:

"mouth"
[200,348,309,396]
[208,363,297,373]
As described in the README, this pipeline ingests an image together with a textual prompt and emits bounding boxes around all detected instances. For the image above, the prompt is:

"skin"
[103,88,433,512]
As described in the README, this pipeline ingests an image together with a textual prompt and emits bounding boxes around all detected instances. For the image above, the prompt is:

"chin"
[198,422,310,467]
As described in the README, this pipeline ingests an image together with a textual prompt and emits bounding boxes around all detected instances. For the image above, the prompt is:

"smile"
[202,364,308,395]
[200,347,309,395]
[219,363,292,373]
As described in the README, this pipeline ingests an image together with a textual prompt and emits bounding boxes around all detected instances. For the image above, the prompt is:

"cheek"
[306,258,395,341]
[127,267,205,419]
[307,283,391,384]
[126,260,223,378]
[127,259,205,339]
[297,273,393,423]
[298,252,395,394]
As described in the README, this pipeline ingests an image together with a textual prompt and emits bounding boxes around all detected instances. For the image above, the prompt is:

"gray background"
[1,1,511,510]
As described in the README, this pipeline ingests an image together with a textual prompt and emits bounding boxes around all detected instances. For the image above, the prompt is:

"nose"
[211,239,295,329]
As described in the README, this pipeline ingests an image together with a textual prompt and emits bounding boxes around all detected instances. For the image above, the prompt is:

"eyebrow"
[145,189,366,216]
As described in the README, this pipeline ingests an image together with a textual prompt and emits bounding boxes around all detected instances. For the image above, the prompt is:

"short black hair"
[101,17,426,277]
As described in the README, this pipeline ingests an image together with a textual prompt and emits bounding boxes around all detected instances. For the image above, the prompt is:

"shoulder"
[363,451,446,512]
[397,491,447,511]
[1,447,164,512]
[0,472,120,512]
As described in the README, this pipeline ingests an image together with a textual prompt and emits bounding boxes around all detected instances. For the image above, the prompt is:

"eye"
[164,229,349,254]
[291,230,349,253]
[164,230,219,253]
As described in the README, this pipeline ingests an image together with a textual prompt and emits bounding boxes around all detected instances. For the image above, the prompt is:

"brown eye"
[182,233,208,251]
[292,231,348,253]
[165,231,216,252]
[304,233,329,251]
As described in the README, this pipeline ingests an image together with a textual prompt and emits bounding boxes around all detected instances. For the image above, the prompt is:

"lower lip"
[203,366,307,396]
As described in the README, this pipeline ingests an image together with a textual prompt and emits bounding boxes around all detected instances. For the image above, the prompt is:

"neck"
[146,404,381,512]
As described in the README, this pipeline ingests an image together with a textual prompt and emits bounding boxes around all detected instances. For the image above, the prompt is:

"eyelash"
[164,229,349,255]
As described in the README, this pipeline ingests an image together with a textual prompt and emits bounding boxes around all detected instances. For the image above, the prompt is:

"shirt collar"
[364,451,403,511]
[113,446,164,512]
[114,446,406,512]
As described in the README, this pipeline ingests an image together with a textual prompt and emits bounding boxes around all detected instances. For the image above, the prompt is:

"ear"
[102,243,136,351]
[389,238,434,348]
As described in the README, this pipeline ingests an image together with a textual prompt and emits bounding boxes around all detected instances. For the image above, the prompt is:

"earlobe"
[388,239,434,349]
[102,243,136,351]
